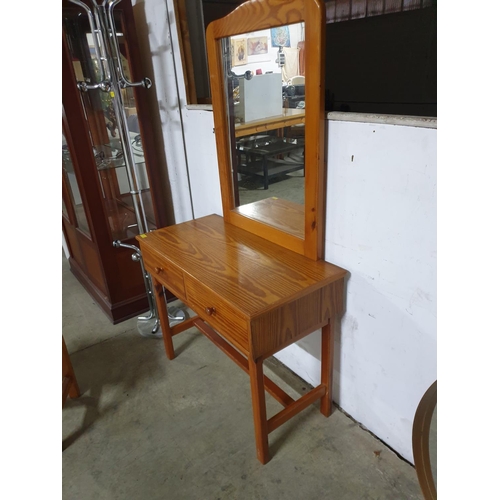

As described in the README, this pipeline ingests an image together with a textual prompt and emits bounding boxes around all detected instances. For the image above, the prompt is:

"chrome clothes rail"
[69,0,185,337]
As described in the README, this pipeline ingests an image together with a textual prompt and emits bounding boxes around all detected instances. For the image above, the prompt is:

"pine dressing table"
[136,0,347,464]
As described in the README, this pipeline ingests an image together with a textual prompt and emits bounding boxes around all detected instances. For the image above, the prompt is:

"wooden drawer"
[184,274,249,355]
[142,249,186,301]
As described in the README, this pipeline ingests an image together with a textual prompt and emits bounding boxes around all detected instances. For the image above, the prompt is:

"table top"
[137,214,346,318]
[235,108,306,138]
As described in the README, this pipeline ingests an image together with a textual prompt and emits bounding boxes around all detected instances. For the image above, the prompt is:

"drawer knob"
[155,267,163,274]
[205,307,216,316]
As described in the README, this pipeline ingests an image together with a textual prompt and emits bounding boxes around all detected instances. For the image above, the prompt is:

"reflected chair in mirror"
[289,75,305,86]
[413,380,437,500]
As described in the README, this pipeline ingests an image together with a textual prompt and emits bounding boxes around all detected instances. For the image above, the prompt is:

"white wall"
[182,108,223,217]
[329,120,436,463]
[135,0,437,464]
[276,118,437,463]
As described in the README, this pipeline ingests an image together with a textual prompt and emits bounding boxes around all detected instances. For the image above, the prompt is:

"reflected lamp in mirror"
[206,0,326,260]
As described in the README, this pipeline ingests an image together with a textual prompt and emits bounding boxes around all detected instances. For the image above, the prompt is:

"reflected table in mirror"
[234,108,305,138]
[237,135,305,190]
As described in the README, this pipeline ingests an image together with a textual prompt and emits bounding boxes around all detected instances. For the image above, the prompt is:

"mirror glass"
[222,22,306,238]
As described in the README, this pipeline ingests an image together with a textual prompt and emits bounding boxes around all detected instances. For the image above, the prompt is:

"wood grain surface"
[143,248,187,302]
[184,273,250,354]
[250,279,344,358]
[138,214,346,319]
[137,213,345,464]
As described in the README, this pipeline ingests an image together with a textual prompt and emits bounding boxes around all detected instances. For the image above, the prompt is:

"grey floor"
[62,254,424,500]
[238,167,305,207]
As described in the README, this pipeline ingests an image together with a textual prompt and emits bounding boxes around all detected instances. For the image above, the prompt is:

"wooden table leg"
[249,357,270,464]
[151,276,175,360]
[320,318,334,417]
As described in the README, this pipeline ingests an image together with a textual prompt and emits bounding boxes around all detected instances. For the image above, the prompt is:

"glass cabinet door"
[62,0,172,324]
[62,127,90,237]
[63,7,156,241]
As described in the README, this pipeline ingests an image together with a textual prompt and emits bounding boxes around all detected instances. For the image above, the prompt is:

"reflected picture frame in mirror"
[206,0,326,260]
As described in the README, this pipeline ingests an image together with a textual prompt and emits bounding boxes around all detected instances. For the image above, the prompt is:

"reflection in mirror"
[222,22,306,238]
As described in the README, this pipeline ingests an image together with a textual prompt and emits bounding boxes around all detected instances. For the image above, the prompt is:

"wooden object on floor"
[412,380,437,500]
[62,337,80,409]
[138,214,346,463]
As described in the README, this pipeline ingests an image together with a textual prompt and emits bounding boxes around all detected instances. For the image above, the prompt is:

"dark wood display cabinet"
[62,0,173,323]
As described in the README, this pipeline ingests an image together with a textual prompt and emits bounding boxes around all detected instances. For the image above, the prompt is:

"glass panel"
[63,8,156,241]
[62,131,90,236]
[222,22,306,238]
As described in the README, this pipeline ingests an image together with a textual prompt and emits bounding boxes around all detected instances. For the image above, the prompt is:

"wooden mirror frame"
[206,0,326,260]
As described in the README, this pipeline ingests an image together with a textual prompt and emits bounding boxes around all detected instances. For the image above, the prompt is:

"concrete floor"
[62,254,423,499]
